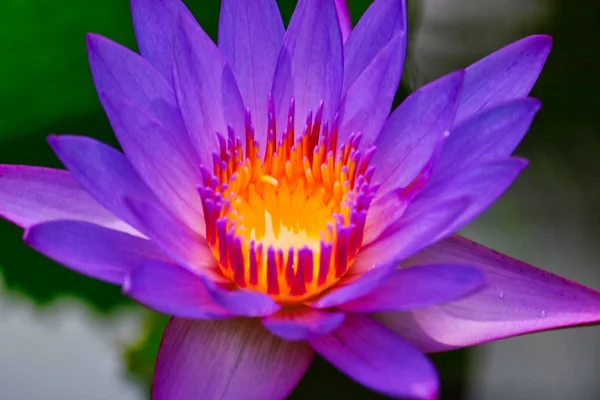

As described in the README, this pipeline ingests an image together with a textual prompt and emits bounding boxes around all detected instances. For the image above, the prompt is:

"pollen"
[198,97,377,304]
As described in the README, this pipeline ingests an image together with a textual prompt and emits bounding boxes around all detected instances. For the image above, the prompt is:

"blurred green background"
[1,0,600,399]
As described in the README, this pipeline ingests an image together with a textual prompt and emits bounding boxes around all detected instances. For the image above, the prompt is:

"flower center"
[199,98,377,304]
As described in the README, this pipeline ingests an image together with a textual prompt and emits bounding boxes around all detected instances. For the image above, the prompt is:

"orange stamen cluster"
[198,98,377,303]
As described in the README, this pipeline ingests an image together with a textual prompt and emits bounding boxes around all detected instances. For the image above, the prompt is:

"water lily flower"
[2,0,600,399]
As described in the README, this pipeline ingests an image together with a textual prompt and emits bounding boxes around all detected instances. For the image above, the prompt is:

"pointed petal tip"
[46,133,59,146]
[84,32,106,48]
[84,32,97,48]
[46,134,73,156]
[529,33,553,49]
[512,156,530,170]
[524,96,543,111]
[452,68,467,83]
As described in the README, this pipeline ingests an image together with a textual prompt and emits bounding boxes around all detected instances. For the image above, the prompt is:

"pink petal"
[377,235,600,352]
[153,318,314,400]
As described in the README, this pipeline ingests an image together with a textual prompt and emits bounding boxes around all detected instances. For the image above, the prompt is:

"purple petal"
[342,0,407,94]
[338,32,406,144]
[334,0,352,42]
[124,260,230,319]
[363,134,443,245]
[0,165,135,234]
[153,318,313,400]
[433,98,541,184]
[271,0,343,136]
[357,197,472,271]
[262,309,345,341]
[124,199,278,317]
[404,157,528,241]
[48,135,160,233]
[218,0,284,140]
[130,0,195,80]
[311,197,472,309]
[124,197,217,277]
[377,235,600,353]
[173,12,246,164]
[456,35,552,123]
[309,314,438,399]
[310,259,398,310]
[373,70,464,194]
[339,264,485,312]
[200,276,281,317]
[86,34,197,165]
[24,220,165,284]
[100,92,205,233]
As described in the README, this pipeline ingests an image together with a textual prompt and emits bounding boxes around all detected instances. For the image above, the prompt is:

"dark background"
[1,0,599,399]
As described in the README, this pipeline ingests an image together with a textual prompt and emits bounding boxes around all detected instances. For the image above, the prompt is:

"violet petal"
[271,0,343,135]
[48,135,160,234]
[404,157,528,242]
[309,313,438,399]
[334,0,352,43]
[24,220,165,284]
[124,260,231,319]
[363,134,444,245]
[130,0,195,81]
[311,197,472,309]
[124,197,218,278]
[153,318,313,400]
[456,34,552,123]
[0,165,135,235]
[343,0,407,94]
[373,70,464,195]
[339,264,485,312]
[86,33,195,163]
[218,0,284,140]
[200,276,281,317]
[376,235,600,353]
[173,12,246,164]
[433,98,541,184]
[262,308,345,341]
[338,32,406,145]
[100,92,205,233]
